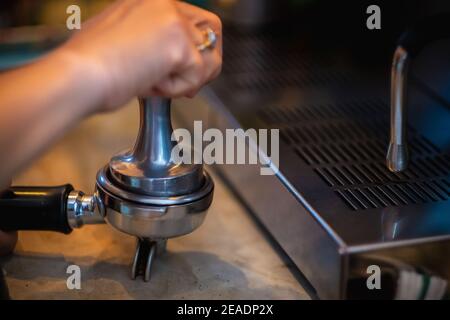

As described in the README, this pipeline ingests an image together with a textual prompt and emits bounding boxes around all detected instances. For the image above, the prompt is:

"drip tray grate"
[258,99,450,211]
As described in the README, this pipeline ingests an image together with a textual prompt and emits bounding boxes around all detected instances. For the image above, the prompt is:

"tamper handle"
[109,96,204,196]
[0,185,73,233]
[133,97,176,172]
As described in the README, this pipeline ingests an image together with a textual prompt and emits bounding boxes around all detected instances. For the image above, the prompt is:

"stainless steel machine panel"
[174,26,450,298]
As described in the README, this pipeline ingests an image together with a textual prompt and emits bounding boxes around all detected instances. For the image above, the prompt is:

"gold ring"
[196,27,217,52]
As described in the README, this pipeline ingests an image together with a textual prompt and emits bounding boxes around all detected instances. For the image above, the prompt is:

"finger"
[151,9,222,98]
[153,22,208,97]
[153,52,204,97]
[154,69,199,98]
[175,2,222,56]
[186,21,222,89]
[183,50,221,98]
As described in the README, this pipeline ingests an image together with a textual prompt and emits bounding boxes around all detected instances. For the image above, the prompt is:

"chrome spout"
[386,47,410,173]
[385,13,450,173]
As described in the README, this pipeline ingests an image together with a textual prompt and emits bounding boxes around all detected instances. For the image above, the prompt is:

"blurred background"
[1,0,449,70]
[0,0,111,69]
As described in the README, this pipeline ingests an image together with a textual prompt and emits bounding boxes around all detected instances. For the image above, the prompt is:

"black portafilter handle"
[0,184,73,234]
[398,13,450,58]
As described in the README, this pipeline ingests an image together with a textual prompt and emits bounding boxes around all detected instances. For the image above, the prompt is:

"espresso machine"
[171,1,450,299]
[0,97,214,281]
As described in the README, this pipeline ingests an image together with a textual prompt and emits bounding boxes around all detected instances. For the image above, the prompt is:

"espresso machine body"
[172,0,450,299]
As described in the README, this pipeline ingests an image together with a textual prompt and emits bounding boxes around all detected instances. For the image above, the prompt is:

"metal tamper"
[96,97,214,280]
[0,97,214,282]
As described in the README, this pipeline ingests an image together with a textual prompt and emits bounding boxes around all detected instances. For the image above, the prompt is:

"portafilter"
[0,97,214,281]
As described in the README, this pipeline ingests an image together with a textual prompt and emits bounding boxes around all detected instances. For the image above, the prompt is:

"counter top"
[1,99,309,300]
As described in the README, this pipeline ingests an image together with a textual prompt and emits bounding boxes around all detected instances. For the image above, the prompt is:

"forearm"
[0,49,105,189]
[0,0,222,191]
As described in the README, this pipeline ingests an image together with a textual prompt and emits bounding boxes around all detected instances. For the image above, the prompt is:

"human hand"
[58,0,222,112]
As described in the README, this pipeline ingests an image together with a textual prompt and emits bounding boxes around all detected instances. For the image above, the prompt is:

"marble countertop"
[1,99,309,299]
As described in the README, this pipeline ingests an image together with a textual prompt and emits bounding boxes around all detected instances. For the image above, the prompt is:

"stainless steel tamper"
[95,97,214,281]
[0,97,214,282]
